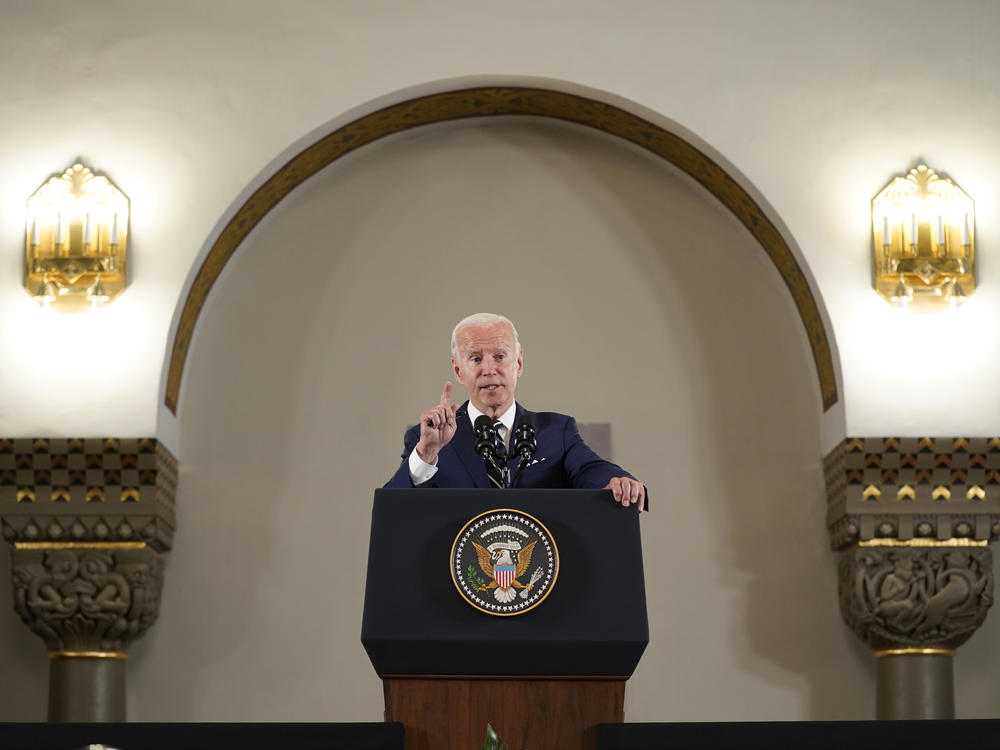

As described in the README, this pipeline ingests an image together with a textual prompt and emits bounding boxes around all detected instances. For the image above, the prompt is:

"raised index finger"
[439,380,452,407]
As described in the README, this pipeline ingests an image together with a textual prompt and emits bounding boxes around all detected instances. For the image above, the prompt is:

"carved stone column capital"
[11,544,164,654]
[0,437,176,720]
[828,437,999,651]
[838,545,993,651]
[826,437,1000,718]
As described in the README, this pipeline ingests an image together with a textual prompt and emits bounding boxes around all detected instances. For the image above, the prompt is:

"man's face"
[452,321,523,417]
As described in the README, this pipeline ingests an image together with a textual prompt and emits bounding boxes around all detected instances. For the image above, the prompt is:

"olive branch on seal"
[466,564,486,590]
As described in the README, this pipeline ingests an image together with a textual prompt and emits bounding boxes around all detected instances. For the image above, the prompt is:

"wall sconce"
[872,164,974,312]
[24,163,128,311]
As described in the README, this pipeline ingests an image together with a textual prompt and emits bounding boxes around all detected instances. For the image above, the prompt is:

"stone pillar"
[48,652,127,722]
[0,438,176,721]
[11,543,165,721]
[875,650,954,719]
[826,437,1000,719]
[838,544,991,719]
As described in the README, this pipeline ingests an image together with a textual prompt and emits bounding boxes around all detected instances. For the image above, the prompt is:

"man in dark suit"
[384,313,646,510]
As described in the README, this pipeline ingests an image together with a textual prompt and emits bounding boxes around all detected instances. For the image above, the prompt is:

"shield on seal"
[494,564,516,589]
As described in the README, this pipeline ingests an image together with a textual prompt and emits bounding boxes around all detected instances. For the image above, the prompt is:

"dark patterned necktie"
[487,420,508,488]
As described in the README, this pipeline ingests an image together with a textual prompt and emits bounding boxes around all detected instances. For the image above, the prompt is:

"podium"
[361,489,648,750]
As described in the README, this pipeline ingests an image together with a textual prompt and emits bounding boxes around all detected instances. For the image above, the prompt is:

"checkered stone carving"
[826,438,1000,550]
[0,438,176,551]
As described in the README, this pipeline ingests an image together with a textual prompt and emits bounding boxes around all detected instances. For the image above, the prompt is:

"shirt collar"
[466,401,517,433]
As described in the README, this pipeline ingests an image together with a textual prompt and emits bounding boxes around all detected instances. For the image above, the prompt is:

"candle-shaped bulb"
[937,215,944,245]
[55,212,63,245]
[910,213,918,248]
[110,213,118,245]
[962,212,971,246]
[882,216,891,247]
[30,216,39,247]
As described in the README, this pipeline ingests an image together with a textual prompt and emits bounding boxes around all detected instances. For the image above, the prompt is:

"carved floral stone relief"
[11,547,163,652]
[839,546,992,650]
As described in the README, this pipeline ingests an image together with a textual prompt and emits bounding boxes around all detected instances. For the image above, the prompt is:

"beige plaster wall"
[0,0,999,444]
[128,119,865,721]
[1,0,1000,725]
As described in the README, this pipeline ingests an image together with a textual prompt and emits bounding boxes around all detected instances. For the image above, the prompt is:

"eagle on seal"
[471,539,537,603]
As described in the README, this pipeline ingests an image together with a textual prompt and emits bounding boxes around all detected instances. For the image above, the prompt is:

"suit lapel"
[452,402,491,489]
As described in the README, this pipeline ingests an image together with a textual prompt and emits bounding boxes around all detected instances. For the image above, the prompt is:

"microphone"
[511,413,536,486]
[473,415,498,460]
[512,413,536,461]
[474,415,508,487]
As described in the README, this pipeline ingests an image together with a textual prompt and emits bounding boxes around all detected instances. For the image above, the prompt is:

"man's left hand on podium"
[604,476,646,511]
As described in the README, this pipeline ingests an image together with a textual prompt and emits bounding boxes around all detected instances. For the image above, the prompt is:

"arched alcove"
[128,114,871,721]
[159,86,842,433]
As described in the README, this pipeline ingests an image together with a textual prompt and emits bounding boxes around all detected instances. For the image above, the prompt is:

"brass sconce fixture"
[24,163,128,311]
[872,164,974,311]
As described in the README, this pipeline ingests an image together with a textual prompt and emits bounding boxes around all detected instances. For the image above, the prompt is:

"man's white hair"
[450,313,521,361]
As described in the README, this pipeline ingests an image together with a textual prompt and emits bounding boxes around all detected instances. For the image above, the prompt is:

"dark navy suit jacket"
[384,401,639,491]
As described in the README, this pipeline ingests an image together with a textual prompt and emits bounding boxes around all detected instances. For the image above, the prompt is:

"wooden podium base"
[382,675,625,750]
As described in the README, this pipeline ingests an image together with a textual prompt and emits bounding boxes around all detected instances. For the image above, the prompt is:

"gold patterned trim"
[47,650,129,660]
[931,485,952,501]
[873,647,956,658]
[862,485,882,500]
[14,542,148,550]
[858,538,987,548]
[163,86,837,414]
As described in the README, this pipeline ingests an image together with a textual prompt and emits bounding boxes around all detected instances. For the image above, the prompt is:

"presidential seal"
[450,508,559,616]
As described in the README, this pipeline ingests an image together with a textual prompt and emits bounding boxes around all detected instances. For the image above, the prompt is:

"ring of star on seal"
[450,508,559,616]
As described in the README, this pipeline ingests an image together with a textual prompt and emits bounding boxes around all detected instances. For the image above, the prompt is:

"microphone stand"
[510,426,536,488]
[511,456,528,487]
[474,415,510,488]
[486,453,510,488]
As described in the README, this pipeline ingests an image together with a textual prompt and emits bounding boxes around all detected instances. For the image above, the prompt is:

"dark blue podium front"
[361,488,648,678]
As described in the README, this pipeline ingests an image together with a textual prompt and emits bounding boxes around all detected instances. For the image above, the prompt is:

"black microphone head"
[512,413,536,458]
[473,415,497,459]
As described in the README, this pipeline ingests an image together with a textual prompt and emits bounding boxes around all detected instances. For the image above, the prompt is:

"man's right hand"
[415,381,458,465]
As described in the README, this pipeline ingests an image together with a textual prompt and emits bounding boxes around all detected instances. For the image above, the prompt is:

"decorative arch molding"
[163,85,838,414]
